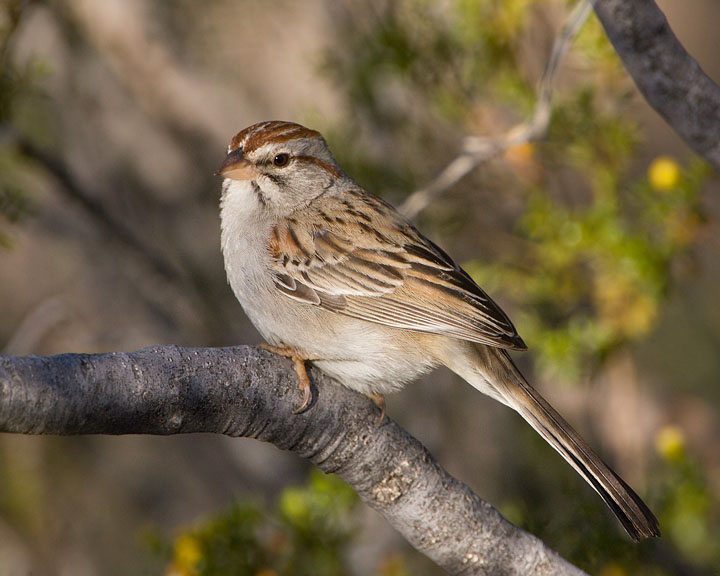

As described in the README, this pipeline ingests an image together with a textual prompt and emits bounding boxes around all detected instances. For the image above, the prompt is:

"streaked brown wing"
[267,190,526,351]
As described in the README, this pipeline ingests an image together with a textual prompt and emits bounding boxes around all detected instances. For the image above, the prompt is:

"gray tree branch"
[591,0,720,171]
[0,345,585,576]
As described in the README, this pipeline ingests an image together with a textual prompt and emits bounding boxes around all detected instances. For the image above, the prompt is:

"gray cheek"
[256,170,329,213]
[294,164,335,194]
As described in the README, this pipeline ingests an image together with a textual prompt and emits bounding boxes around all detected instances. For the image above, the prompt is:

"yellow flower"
[599,562,626,576]
[172,534,203,575]
[655,425,686,462]
[504,142,541,184]
[648,156,681,191]
[505,141,535,163]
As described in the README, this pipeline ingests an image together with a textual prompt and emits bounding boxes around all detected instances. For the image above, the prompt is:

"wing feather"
[267,189,526,350]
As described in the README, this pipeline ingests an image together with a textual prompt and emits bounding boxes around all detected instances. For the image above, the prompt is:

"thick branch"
[0,346,585,576]
[592,0,720,170]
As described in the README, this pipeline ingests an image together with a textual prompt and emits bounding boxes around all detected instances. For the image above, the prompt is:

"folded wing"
[267,190,526,351]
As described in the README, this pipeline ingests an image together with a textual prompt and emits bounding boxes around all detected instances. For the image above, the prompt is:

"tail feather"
[475,347,660,541]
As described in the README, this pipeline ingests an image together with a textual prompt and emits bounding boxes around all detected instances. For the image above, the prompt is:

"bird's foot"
[367,392,386,427]
[259,343,315,414]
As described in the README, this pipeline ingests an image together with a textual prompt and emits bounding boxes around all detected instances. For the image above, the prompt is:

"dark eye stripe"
[294,155,342,178]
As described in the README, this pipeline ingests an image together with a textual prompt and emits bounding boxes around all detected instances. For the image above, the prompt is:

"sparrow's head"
[218,121,345,214]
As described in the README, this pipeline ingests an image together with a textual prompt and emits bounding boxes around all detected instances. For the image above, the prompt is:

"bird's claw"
[258,343,314,414]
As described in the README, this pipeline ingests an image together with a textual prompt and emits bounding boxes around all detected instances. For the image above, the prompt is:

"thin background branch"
[399,0,592,220]
[402,0,720,222]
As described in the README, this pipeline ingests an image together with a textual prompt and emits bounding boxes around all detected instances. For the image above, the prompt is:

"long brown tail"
[470,346,660,542]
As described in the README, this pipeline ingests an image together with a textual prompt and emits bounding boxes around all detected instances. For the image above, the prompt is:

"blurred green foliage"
[499,419,720,575]
[158,470,410,576]
[653,426,720,568]
[469,153,708,381]
[0,0,46,247]
[0,169,32,248]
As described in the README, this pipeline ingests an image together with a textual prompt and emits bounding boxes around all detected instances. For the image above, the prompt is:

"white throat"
[220,178,273,288]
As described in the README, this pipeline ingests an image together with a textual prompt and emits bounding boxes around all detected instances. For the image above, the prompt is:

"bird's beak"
[217,148,257,180]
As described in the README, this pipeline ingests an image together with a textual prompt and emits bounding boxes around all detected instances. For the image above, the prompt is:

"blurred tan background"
[1,1,719,574]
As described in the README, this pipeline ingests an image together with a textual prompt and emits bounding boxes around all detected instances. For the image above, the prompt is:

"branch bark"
[591,0,720,171]
[0,345,586,576]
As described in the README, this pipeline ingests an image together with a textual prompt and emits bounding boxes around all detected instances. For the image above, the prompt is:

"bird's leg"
[367,392,386,427]
[259,343,316,414]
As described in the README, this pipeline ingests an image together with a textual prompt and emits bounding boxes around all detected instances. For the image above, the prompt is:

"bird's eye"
[273,153,290,167]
